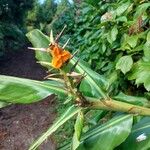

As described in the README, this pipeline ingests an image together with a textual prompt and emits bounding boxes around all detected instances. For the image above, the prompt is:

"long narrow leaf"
[59,114,133,150]
[71,58,108,98]
[26,29,51,63]
[29,106,81,150]
[72,111,84,150]
[0,75,67,104]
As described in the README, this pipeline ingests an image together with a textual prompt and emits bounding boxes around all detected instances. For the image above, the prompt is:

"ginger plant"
[1,27,150,150]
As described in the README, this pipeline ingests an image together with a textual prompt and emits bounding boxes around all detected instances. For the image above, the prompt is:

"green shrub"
[71,0,150,94]
[0,1,150,150]
[1,29,150,150]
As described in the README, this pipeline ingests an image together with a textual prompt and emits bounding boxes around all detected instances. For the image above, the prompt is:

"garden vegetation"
[0,0,150,150]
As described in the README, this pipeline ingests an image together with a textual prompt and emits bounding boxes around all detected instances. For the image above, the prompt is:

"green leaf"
[116,1,130,16]
[116,55,133,74]
[147,31,150,43]
[119,34,131,51]
[114,92,149,107]
[102,43,106,53]
[143,32,150,61]
[127,35,138,48]
[134,3,150,19]
[0,75,67,104]
[77,114,133,150]
[128,60,150,91]
[121,117,150,150]
[116,16,127,22]
[107,31,112,44]
[61,114,133,150]
[72,111,84,150]
[29,106,81,150]
[50,30,54,43]
[120,34,139,51]
[26,29,51,65]
[85,0,100,7]
[111,25,118,42]
[71,58,108,99]
[107,71,118,89]
[106,26,118,44]
[85,110,107,126]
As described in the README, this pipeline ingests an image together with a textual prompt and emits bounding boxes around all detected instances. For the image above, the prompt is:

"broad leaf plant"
[0,1,150,148]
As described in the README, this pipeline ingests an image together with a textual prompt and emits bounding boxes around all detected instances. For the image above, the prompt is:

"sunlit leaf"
[143,31,150,61]
[116,16,127,22]
[0,75,67,104]
[26,29,51,66]
[77,114,133,150]
[116,1,130,16]
[111,25,118,42]
[50,30,54,44]
[127,35,138,48]
[116,55,133,74]
[128,59,150,91]
[0,101,10,108]
[114,92,149,107]
[72,111,84,150]
[60,114,133,150]
[134,3,150,19]
[106,25,118,44]
[107,31,112,44]
[29,105,81,150]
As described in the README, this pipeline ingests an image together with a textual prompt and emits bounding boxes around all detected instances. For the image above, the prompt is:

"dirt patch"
[0,97,56,150]
[0,48,46,80]
[0,49,56,150]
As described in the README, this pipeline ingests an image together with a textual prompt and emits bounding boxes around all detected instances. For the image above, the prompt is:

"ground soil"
[0,49,56,150]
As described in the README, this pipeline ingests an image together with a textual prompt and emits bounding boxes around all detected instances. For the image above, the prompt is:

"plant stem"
[83,97,150,116]
[60,70,77,98]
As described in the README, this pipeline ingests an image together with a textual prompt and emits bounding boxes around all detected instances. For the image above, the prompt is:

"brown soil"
[0,49,56,150]
[0,48,46,80]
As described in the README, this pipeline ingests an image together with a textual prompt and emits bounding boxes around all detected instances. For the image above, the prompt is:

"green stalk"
[60,70,77,98]
[83,97,150,116]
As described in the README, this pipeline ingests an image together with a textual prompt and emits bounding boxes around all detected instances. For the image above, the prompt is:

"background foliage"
[0,0,34,58]
[69,0,150,96]
[0,0,150,149]
[26,0,75,37]
[45,0,150,148]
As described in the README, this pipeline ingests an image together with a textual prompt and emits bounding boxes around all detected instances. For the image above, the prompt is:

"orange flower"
[49,43,71,69]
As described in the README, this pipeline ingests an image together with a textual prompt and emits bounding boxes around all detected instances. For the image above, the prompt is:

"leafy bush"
[26,0,57,31]
[1,29,150,150]
[71,0,150,95]
[26,0,75,37]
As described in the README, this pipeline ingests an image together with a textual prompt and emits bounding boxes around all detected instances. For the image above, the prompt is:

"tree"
[0,0,35,58]
[26,0,57,32]
[0,0,34,25]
